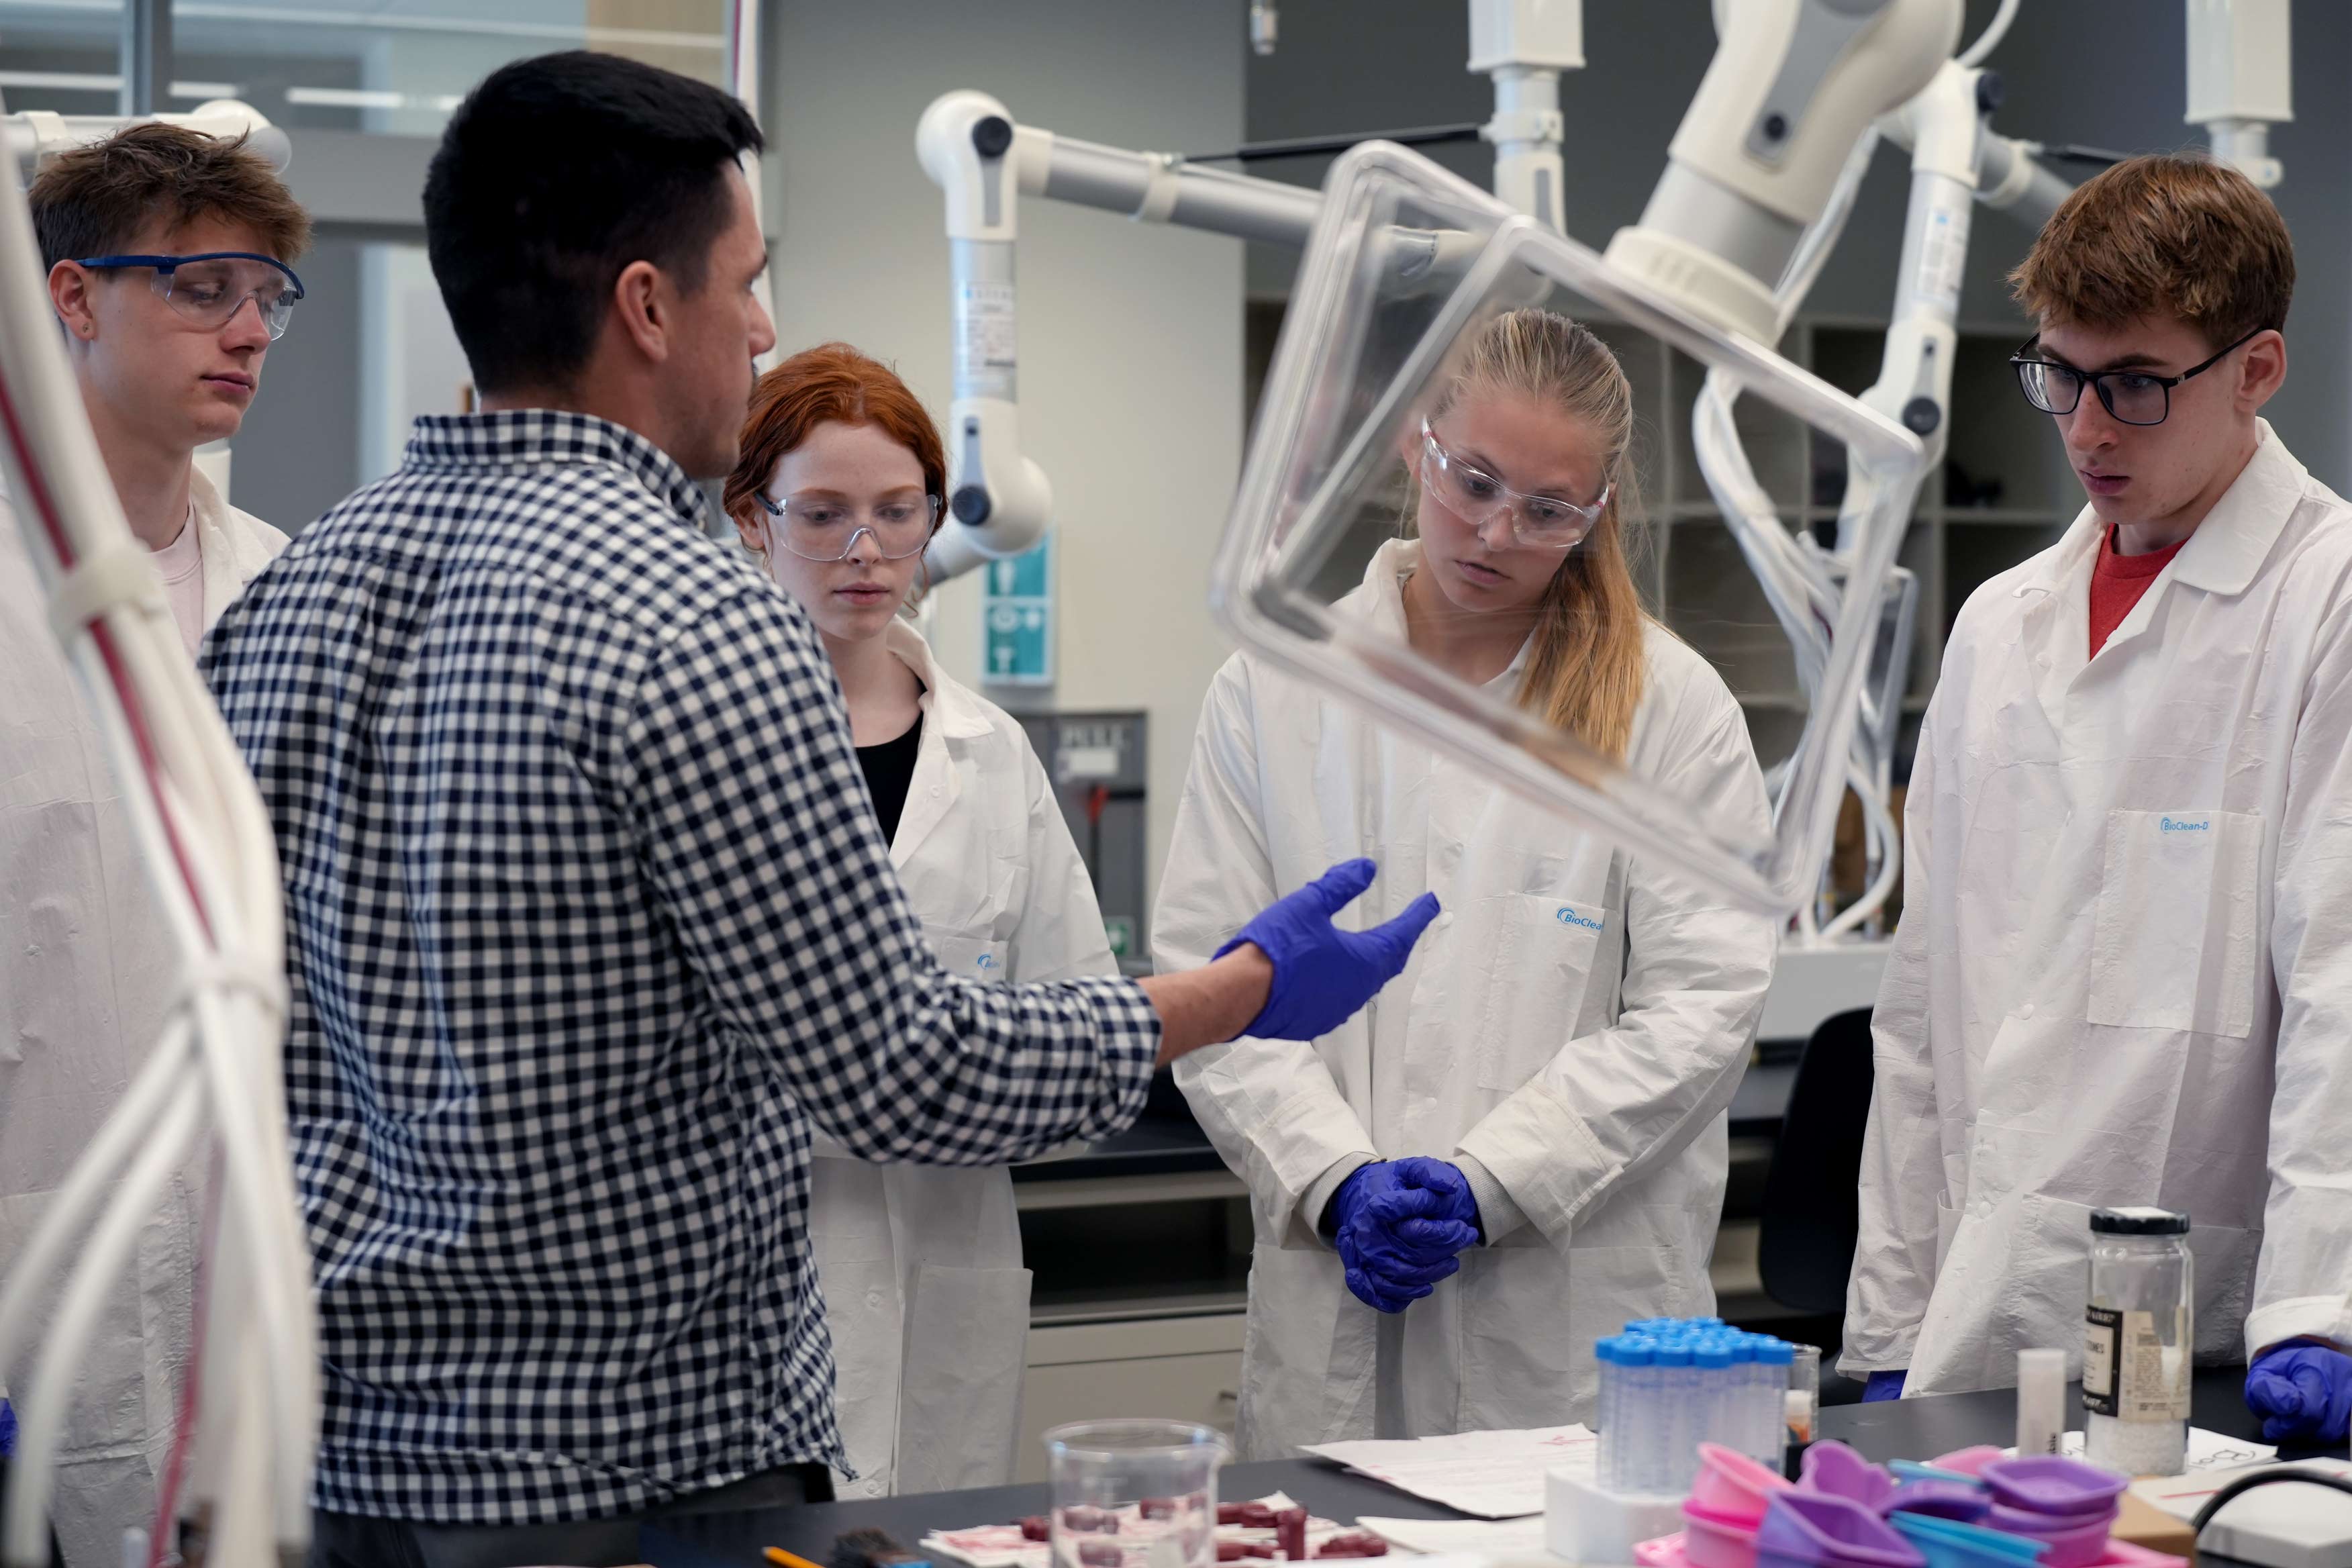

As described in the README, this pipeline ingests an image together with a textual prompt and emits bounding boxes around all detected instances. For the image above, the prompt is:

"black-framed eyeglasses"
[72,251,306,340]
[2010,326,2264,427]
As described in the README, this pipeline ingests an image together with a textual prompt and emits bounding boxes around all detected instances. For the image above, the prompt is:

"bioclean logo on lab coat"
[2159,816,2212,833]
[1556,906,1605,932]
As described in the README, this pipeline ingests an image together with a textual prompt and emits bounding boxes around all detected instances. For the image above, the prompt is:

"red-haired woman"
[724,343,1116,1496]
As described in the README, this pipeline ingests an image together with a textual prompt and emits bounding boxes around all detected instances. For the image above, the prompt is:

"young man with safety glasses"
[1842,153,2352,1446]
[0,123,309,1567]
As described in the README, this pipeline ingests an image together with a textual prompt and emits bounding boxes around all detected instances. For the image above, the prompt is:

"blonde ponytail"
[1423,308,1654,761]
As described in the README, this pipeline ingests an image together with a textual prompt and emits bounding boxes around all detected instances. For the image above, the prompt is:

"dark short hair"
[31,122,311,271]
[423,50,763,395]
[2011,152,2294,351]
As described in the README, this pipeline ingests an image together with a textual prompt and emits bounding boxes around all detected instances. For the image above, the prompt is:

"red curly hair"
[724,342,948,537]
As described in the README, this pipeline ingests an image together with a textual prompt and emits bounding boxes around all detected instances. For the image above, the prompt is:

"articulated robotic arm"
[914,89,1321,581]
[916,0,1963,589]
[1,97,316,1568]
[1602,0,1959,344]
[6,98,288,179]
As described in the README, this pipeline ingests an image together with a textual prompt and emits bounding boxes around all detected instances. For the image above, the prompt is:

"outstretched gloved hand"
[2246,1342,2352,1444]
[1327,1158,1483,1314]
[1217,859,1439,1041]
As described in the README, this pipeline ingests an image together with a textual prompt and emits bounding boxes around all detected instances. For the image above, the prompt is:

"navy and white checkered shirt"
[200,411,1159,1526]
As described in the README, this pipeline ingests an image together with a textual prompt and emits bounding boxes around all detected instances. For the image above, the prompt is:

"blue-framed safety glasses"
[71,251,305,339]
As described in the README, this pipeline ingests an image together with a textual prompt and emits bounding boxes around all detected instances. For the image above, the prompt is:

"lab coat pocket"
[895,1263,1033,1492]
[1934,1190,1961,1275]
[932,932,1014,986]
[1476,894,1606,1090]
[2087,809,2261,1036]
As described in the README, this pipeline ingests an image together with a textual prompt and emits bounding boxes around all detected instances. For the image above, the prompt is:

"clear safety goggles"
[758,490,941,562]
[73,251,306,340]
[1418,420,1608,549]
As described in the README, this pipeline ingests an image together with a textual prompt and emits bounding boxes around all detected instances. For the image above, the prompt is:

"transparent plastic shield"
[1212,143,1928,915]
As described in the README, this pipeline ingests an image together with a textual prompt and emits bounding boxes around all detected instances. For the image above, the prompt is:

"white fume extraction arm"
[6,97,289,179]
[0,100,317,1567]
[914,89,1321,585]
[1601,0,1959,345]
[913,1,1587,587]
[1694,24,2077,942]
[2188,0,2291,188]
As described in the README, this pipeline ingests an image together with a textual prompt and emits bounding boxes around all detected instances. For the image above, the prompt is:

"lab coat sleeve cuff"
[1455,1077,1614,1244]
[1453,1152,1532,1246]
[1300,1153,1377,1248]
[2244,1297,2352,1363]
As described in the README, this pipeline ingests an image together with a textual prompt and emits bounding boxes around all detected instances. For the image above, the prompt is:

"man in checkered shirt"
[199,51,1436,1568]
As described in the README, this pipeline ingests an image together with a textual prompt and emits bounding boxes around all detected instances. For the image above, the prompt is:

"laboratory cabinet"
[1006,1063,1799,1468]
[1017,1313,1246,1483]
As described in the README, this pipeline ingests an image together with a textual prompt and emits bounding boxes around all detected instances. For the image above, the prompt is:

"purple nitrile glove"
[1216,859,1440,1041]
[1328,1159,1482,1313]
[1863,1370,1908,1402]
[2246,1342,2352,1444]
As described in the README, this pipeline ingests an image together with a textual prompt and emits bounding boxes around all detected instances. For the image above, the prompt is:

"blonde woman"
[1154,309,1777,1457]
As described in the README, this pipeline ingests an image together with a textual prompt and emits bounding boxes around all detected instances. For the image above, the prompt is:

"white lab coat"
[807,620,1118,1496]
[1154,540,1778,1460]
[1844,422,2352,1396]
[0,470,287,1568]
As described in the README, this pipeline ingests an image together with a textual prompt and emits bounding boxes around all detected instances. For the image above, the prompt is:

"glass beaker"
[1046,1420,1231,1568]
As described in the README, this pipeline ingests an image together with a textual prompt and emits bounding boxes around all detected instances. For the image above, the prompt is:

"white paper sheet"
[1301,1424,1600,1519]
[2133,1455,2352,1521]
[2005,1428,2278,1475]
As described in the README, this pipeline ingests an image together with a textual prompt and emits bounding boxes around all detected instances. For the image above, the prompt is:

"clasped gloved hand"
[1327,1157,1483,1314]
[2246,1342,2352,1444]
[1216,859,1439,1041]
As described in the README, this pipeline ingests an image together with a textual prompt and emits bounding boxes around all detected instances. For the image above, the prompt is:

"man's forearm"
[1140,946,1273,1067]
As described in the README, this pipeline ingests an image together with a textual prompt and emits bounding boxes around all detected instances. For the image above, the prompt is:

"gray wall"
[763,0,1246,921]
[1242,0,2352,488]
[228,236,364,530]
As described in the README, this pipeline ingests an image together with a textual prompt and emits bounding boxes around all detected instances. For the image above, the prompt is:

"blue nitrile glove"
[1328,1159,1483,1313]
[1375,1157,1485,1247]
[0,1395,14,1457]
[1215,859,1440,1041]
[1863,1371,1908,1402]
[2246,1342,2352,1444]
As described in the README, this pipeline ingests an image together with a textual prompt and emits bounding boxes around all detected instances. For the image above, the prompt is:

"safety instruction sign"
[983,538,1053,685]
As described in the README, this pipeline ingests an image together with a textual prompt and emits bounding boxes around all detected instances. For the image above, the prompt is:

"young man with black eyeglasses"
[0,124,310,1568]
[1840,153,2352,1444]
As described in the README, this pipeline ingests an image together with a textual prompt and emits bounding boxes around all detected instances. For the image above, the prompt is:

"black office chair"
[1757,1006,1877,1401]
